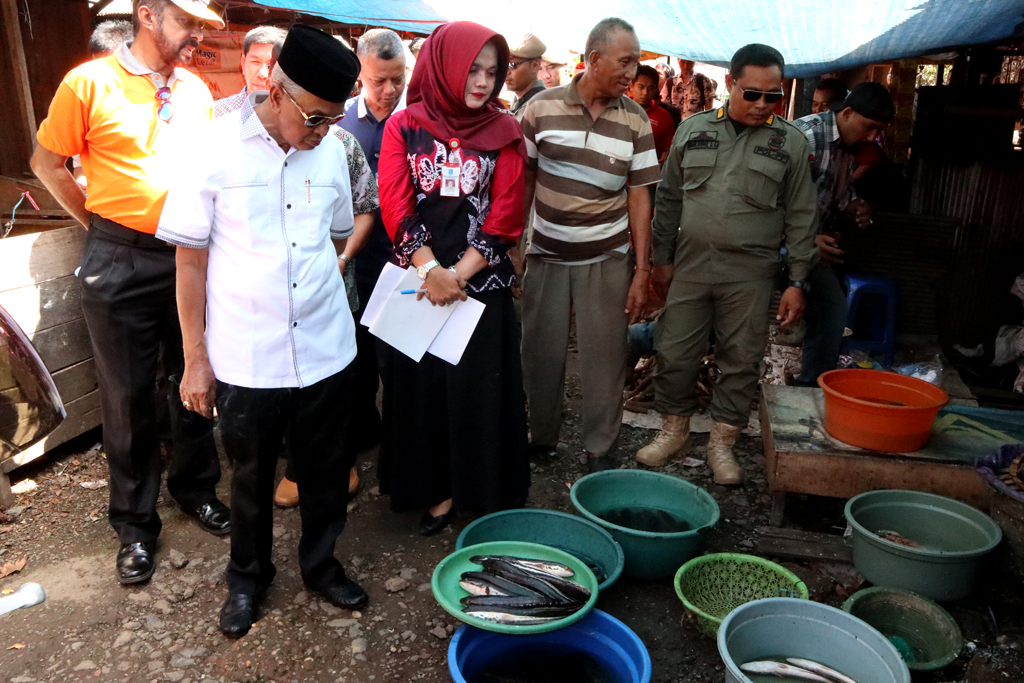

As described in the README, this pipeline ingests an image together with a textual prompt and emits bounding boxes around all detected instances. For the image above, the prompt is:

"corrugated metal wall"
[910,157,1024,346]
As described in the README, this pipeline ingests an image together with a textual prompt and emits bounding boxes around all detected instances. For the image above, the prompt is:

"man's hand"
[509,245,525,299]
[180,358,217,419]
[652,264,674,301]
[815,233,844,265]
[625,270,650,324]
[776,286,806,327]
[847,199,873,228]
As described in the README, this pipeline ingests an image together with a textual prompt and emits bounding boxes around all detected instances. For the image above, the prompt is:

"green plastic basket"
[674,553,809,638]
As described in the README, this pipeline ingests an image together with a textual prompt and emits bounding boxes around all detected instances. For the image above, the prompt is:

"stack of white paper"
[360,262,485,364]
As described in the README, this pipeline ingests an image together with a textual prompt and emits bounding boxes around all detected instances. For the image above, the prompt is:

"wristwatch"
[788,280,805,291]
[417,259,441,280]
[338,254,349,264]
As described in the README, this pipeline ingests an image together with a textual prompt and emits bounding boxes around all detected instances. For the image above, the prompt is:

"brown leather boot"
[274,477,299,508]
[636,414,691,467]
[707,421,743,485]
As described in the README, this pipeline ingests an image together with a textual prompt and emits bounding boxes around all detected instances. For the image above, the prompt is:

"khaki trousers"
[653,277,775,427]
[521,254,631,456]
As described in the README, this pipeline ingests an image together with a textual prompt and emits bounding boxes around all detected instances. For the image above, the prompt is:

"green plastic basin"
[845,490,1002,601]
[843,587,962,671]
[570,470,720,581]
[456,509,624,592]
[431,541,599,635]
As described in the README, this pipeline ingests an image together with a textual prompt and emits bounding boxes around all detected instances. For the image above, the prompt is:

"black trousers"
[350,279,383,452]
[217,367,356,595]
[79,219,220,544]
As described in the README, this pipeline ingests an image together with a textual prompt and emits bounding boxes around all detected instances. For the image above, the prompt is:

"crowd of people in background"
[31,0,895,638]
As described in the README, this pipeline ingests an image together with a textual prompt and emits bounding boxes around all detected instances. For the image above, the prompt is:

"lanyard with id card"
[440,139,461,197]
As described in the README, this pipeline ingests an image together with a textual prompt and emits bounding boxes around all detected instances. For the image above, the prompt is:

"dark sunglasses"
[738,86,784,104]
[281,86,344,128]
[155,86,173,123]
[508,60,527,71]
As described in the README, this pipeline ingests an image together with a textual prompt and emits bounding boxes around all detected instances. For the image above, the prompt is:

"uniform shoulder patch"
[716,107,724,119]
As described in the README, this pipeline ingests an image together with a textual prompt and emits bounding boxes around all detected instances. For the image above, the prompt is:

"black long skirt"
[378,288,530,513]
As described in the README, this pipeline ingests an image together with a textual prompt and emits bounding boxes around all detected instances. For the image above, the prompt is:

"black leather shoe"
[317,579,369,610]
[419,509,455,536]
[185,500,231,536]
[586,455,615,473]
[219,593,258,638]
[116,542,156,584]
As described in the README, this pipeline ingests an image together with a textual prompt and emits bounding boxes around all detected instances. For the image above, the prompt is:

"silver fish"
[740,661,830,682]
[464,610,559,625]
[470,555,575,578]
[786,659,857,683]
[458,579,513,597]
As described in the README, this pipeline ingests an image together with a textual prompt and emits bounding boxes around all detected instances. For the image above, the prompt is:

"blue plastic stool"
[840,274,898,367]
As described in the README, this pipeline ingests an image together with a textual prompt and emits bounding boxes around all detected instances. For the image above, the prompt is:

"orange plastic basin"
[818,369,949,452]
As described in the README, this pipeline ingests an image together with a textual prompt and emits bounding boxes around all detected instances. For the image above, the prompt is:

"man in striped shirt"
[520,17,661,473]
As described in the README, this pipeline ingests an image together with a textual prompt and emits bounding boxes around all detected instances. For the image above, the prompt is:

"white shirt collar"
[116,41,179,88]
[356,89,407,121]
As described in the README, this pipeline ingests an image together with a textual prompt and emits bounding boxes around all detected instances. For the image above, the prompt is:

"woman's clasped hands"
[419,266,468,307]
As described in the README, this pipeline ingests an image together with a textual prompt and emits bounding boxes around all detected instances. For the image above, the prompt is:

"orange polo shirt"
[36,48,213,234]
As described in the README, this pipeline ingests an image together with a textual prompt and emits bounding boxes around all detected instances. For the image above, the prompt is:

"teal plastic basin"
[570,470,720,581]
[456,509,625,592]
[845,490,1002,601]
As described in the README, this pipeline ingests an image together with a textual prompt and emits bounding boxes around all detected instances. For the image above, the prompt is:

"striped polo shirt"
[521,74,661,263]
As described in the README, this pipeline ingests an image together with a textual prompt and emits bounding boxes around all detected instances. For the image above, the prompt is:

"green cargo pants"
[653,277,775,427]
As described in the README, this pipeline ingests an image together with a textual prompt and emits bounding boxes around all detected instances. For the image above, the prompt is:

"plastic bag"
[993,325,1024,366]
[892,354,943,386]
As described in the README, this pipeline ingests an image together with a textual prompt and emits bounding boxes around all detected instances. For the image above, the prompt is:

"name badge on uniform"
[440,164,461,197]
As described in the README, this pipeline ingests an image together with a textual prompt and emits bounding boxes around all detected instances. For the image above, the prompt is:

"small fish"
[460,594,577,610]
[786,659,857,683]
[459,578,514,597]
[740,661,830,682]
[477,559,592,603]
[459,571,545,599]
[470,555,575,578]
[463,610,559,625]
[875,529,926,549]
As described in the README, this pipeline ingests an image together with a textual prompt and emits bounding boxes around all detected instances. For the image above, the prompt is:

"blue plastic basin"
[448,609,651,683]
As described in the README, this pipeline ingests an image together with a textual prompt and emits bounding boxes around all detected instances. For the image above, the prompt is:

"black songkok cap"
[277,24,360,104]
[835,82,895,123]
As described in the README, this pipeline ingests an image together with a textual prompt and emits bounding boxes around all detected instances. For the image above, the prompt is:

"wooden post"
[1,0,37,159]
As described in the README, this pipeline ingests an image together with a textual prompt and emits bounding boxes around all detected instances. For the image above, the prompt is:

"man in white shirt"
[158,25,366,638]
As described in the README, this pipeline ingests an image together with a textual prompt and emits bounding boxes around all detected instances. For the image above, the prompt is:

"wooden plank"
[756,534,854,563]
[0,176,67,214]
[29,317,92,373]
[770,448,993,508]
[0,226,85,292]
[0,388,101,472]
[0,275,83,335]
[0,0,37,169]
[51,357,97,405]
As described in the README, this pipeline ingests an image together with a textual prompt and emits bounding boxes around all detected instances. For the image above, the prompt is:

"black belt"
[89,215,174,250]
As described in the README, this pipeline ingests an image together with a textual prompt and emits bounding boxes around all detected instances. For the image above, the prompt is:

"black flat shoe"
[586,455,615,473]
[316,579,369,610]
[219,593,258,638]
[419,509,454,536]
[116,542,156,584]
[185,500,231,536]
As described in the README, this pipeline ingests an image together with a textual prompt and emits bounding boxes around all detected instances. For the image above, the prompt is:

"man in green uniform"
[638,44,818,485]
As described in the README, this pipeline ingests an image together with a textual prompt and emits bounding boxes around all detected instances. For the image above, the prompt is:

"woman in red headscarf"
[376,22,529,535]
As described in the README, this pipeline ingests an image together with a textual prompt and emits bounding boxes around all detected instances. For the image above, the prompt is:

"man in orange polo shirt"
[31,0,229,586]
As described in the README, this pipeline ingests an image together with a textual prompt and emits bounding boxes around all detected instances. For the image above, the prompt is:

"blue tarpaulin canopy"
[253,0,1024,77]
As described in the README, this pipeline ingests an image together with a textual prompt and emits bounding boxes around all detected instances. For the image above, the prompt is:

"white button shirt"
[157,94,356,389]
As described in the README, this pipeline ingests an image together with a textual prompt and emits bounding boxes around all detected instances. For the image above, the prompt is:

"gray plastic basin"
[845,490,1002,601]
[718,597,910,683]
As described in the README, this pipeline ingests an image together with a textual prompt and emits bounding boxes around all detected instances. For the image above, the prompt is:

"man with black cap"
[157,24,367,637]
[506,33,547,119]
[31,0,229,587]
[792,81,895,387]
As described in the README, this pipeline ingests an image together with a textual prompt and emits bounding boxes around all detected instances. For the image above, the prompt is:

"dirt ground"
[2,352,1023,683]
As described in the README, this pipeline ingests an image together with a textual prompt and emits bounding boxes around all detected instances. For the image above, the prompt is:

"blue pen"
[400,289,418,295]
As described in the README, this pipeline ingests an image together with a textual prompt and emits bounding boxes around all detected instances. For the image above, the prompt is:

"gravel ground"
[1,352,1023,683]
